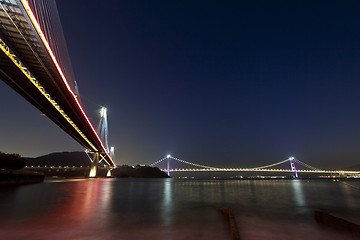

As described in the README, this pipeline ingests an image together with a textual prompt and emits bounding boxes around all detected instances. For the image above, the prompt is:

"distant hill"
[26,151,92,167]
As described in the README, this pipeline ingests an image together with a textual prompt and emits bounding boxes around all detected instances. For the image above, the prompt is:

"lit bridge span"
[151,155,360,178]
[0,0,115,176]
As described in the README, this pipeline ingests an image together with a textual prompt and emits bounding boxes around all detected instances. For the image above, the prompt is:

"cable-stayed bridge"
[0,0,115,176]
[150,155,360,178]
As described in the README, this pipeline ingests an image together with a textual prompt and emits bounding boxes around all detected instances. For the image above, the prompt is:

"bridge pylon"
[88,106,115,177]
[289,157,298,178]
[166,155,171,176]
[89,152,100,177]
[97,107,110,153]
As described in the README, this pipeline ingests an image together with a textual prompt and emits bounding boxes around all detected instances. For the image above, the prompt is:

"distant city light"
[167,154,171,158]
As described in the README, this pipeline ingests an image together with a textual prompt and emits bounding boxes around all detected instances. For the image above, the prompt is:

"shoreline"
[0,169,44,185]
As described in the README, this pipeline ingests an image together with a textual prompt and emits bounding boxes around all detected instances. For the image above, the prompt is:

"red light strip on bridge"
[20,0,115,167]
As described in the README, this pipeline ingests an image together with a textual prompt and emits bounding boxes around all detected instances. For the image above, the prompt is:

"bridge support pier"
[106,169,112,177]
[89,152,100,177]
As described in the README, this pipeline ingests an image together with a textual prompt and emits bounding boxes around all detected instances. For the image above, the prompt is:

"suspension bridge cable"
[151,156,290,170]
[150,155,324,172]
[149,157,168,166]
[169,156,218,169]
[249,159,290,169]
[294,159,320,171]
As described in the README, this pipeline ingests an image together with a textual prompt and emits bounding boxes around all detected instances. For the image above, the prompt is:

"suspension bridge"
[0,0,115,176]
[150,155,360,178]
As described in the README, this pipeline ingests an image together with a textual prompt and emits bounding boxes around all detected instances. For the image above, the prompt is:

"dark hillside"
[26,152,91,167]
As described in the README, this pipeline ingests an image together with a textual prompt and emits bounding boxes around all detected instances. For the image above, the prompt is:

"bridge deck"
[0,0,114,165]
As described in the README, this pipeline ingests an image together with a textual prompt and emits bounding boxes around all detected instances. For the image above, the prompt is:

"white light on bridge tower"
[106,146,116,177]
[289,157,298,178]
[166,154,171,176]
[100,107,107,118]
[97,106,109,153]
[110,146,115,163]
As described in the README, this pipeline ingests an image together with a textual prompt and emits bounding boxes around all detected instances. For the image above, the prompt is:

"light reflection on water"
[161,179,173,227]
[0,179,359,240]
[292,179,306,210]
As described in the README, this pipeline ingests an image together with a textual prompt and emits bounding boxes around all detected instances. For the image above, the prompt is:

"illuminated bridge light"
[100,107,107,118]
[154,155,359,176]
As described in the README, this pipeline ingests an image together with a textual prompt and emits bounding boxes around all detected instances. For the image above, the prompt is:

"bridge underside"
[0,0,114,166]
[0,50,92,149]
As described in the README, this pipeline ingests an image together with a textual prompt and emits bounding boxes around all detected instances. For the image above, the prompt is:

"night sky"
[1,0,360,169]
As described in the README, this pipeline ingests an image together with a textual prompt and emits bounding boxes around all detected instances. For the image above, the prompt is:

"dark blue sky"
[1,1,360,169]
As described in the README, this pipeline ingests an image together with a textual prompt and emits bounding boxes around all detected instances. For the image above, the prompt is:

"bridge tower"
[97,107,110,153]
[289,157,298,178]
[166,155,171,176]
[89,106,112,177]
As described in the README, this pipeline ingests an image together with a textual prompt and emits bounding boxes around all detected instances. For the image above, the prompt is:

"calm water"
[0,178,359,240]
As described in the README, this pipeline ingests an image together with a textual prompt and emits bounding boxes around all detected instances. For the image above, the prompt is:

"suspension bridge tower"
[166,155,171,176]
[289,157,298,178]
[89,106,114,177]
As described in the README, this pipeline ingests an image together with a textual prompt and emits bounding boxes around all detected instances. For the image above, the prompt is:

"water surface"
[0,178,359,240]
